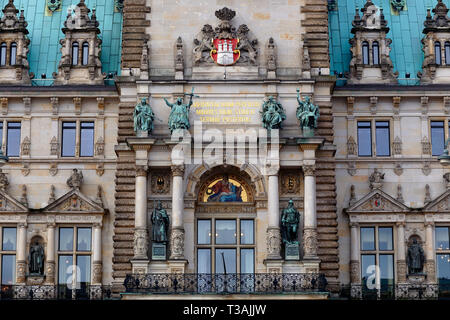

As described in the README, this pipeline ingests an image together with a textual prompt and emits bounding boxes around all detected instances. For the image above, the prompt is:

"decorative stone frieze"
[369,96,378,115]
[301,45,311,79]
[45,260,55,284]
[151,172,171,194]
[347,1,398,84]
[0,0,34,85]
[422,137,432,155]
[96,163,104,177]
[140,40,149,80]
[135,166,147,177]
[397,260,407,283]
[280,171,301,195]
[393,96,401,114]
[50,136,59,155]
[49,163,58,176]
[92,261,102,284]
[53,0,105,85]
[347,96,355,115]
[21,163,30,176]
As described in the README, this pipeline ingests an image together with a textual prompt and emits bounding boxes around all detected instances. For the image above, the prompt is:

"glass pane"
[62,122,76,157]
[379,254,394,286]
[436,42,442,65]
[375,121,390,156]
[10,43,16,65]
[361,227,375,251]
[372,42,379,65]
[0,122,3,146]
[77,255,91,284]
[240,249,254,274]
[362,42,369,65]
[7,122,20,157]
[80,122,94,157]
[436,227,450,251]
[58,255,73,285]
[82,43,89,65]
[437,254,450,284]
[431,121,445,156]
[197,220,211,245]
[2,227,16,251]
[357,122,372,156]
[215,220,236,245]
[240,220,254,245]
[361,254,376,284]
[446,43,450,65]
[0,44,6,66]
[215,249,236,274]
[72,43,79,65]
[378,227,393,251]
[59,228,74,251]
[197,249,211,273]
[77,228,91,251]
[1,255,15,285]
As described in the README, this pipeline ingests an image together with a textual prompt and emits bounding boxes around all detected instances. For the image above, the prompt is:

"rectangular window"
[379,254,394,287]
[197,249,211,274]
[77,255,91,285]
[361,227,375,251]
[215,248,236,274]
[58,255,73,285]
[59,228,74,251]
[240,249,254,274]
[1,254,15,285]
[361,254,375,283]
[431,121,445,156]
[357,121,372,156]
[240,220,254,245]
[378,227,393,251]
[77,228,91,251]
[197,220,211,245]
[436,227,450,251]
[2,228,16,251]
[61,122,76,157]
[215,220,236,245]
[80,122,94,157]
[437,254,450,285]
[375,121,390,156]
[6,122,20,157]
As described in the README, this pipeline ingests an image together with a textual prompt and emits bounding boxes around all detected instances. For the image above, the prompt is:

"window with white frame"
[0,121,21,157]
[357,120,391,157]
[61,121,95,157]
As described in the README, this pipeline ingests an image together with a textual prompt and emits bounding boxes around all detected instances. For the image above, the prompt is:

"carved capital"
[302,165,315,176]
[393,96,401,114]
[136,166,148,177]
[171,164,185,177]
[169,227,185,259]
[346,96,355,115]
[73,97,82,115]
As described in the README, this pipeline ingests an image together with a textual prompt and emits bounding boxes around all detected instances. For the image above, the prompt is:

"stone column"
[16,222,27,284]
[46,223,56,284]
[92,223,102,284]
[350,222,360,284]
[170,164,185,260]
[425,222,436,283]
[133,166,149,260]
[267,172,281,260]
[396,222,407,283]
[303,165,318,259]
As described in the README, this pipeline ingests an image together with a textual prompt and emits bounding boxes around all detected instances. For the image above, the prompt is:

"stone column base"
[131,259,150,274]
[266,227,282,260]
[350,284,362,299]
[45,260,56,284]
[168,259,188,273]
[396,283,438,299]
[264,259,283,273]
[302,259,320,273]
[396,260,407,283]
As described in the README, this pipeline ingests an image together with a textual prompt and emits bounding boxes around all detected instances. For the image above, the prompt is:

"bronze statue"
[133,97,155,133]
[281,199,300,244]
[29,241,44,275]
[407,238,425,274]
[163,88,198,133]
[261,96,286,130]
[296,89,320,132]
[151,200,169,243]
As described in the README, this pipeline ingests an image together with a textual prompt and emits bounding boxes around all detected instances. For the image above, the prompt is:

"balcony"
[0,284,113,300]
[123,273,328,296]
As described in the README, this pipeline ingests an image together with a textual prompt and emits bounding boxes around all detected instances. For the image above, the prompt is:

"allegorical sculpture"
[206,175,243,202]
[407,239,425,274]
[133,97,155,134]
[29,241,45,275]
[67,169,83,189]
[261,96,286,130]
[369,168,384,190]
[296,89,319,136]
[151,200,170,243]
[281,200,301,260]
[164,88,198,133]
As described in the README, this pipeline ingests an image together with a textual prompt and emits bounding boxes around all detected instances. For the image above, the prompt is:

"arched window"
[362,41,369,65]
[72,42,79,66]
[445,42,450,65]
[435,41,442,65]
[82,42,89,66]
[0,43,7,66]
[10,42,17,65]
[372,41,380,65]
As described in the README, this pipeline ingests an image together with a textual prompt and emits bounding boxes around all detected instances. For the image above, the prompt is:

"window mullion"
[75,120,80,157]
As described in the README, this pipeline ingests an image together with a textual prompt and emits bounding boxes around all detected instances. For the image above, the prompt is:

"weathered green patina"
[296,89,319,136]
[164,88,198,133]
[151,200,170,243]
[261,96,286,130]
[281,199,300,244]
[133,98,155,133]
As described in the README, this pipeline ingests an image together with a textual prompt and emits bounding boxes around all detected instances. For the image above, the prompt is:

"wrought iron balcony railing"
[123,273,328,295]
[0,284,113,300]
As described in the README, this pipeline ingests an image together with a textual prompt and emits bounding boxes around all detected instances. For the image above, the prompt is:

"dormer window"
[82,42,89,66]
[0,43,6,66]
[445,42,450,65]
[435,41,442,65]
[10,43,17,66]
[372,41,379,65]
[72,42,79,66]
[362,41,369,65]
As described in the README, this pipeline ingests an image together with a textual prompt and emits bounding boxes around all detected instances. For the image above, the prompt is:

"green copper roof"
[329,0,439,86]
[0,0,123,86]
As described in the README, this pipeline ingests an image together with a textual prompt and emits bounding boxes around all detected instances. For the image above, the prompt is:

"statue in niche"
[164,88,198,133]
[281,199,300,244]
[133,97,155,133]
[206,175,242,202]
[296,89,320,133]
[29,241,45,275]
[151,200,170,243]
[261,96,286,130]
[407,238,425,274]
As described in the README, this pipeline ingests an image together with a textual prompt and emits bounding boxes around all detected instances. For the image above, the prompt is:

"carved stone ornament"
[53,0,105,85]
[303,227,318,258]
[422,162,431,176]
[397,184,404,203]
[96,163,104,177]
[47,0,61,12]
[391,0,406,12]
[425,184,432,203]
[347,136,357,156]
[349,185,357,206]
[114,0,124,13]
[92,261,102,284]
[397,260,407,283]
[303,165,315,176]
[0,169,8,191]
[193,7,258,66]
[394,163,403,176]
[302,45,311,78]
[175,36,184,72]
[151,173,171,194]
[422,137,432,155]
[133,228,149,259]
[20,185,28,206]
[46,260,56,284]
[50,136,59,155]
[95,137,104,156]
[444,172,450,189]
[280,172,301,195]
[21,136,30,156]
[140,40,149,79]
[393,136,402,155]
[136,166,148,177]
[347,1,398,84]
[347,162,357,176]
[170,228,185,259]
[67,169,83,189]
[49,185,56,203]
[0,0,34,85]
[21,163,30,176]
[266,37,277,74]
[369,168,384,190]
[266,227,281,259]
[49,163,58,176]
[171,164,185,177]
[350,260,360,283]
